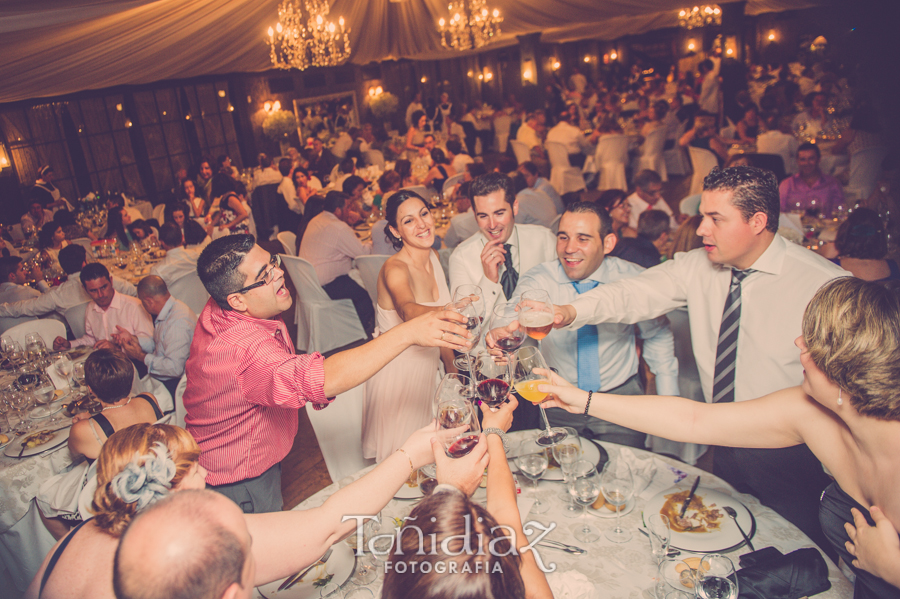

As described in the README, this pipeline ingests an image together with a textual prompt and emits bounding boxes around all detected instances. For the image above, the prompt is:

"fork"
[723,506,754,551]
[536,539,588,554]
[278,547,333,591]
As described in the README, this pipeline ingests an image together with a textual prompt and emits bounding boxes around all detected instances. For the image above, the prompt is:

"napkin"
[737,548,831,599]
[545,570,596,599]
[615,447,666,499]
[47,361,71,392]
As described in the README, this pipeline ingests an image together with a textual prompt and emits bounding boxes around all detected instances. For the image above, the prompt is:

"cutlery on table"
[636,528,681,557]
[278,547,333,591]
[679,475,700,519]
[16,425,71,457]
[536,541,587,555]
[723,506,754,551]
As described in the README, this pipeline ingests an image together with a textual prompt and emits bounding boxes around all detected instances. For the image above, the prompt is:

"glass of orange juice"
[512,347,567,447]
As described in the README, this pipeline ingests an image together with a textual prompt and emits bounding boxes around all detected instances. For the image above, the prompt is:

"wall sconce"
[767,31,777,41]
[467,70,474,78]
[724,35,737,58]
[185,114,192,121]
[0,142,11,171]
[687,40,696,51]
[603,54,609,64]
[368,85,384,97]
[726,47,734,55]
[264,101,272,112]
[551,60,561,71]
[116,103,123,111]
[483,68,493,81]
[478,73,484,80]
[583,55,591,63]
[125,120,133,128]
[609,51,618,61]
[273,100,281,111]
[420,76,427,83]
[227,104,235,112]
[522,59,536,84]
[217,90,227,98]
[263,101,281,113]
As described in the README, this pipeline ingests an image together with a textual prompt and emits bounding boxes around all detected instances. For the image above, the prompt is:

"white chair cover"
[0,316,35,336]
[592,135,629,191]
[277,231,297,256]
[168,272,210,316]
[848,146,888,201]
[136,373,174,414]
[679,194,702,217]
[633,127,668,181]
[442,173,465,194]
[688,147,719,195]
[2,319,66,349]
[0,502,57,592]
[364,149,385,169]
[438,248,453,285]
[280,255,367,354]
[174,372,188,429]
[550,214,562,235]
[663,121,691,176]
[242,199,258,239]
[68,238,94,258]
[63,302,90,339]
[510,140,531,165]
[305,383,375,483]
[756,133,799,175]
[493,114,512,153]
[8,224,25,242]
[151,203,166,226]
[719,125,736,140]
[546,141,586,195]
[354,255,390,309]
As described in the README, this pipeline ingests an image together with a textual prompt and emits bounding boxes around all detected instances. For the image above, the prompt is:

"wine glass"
[444,299,481,378]
[345,514,380,585]
[568,460,601,543]
[516,449,550,514]
[647,513,671,565]
[435,393,481,459]
[452,285,485,324]
[319,582,344,598]
[433,373,475,418]
[73,362,86,389]
[695,554,739,599]
[600,458,635,543]
[55,355,73,391]
[517,289,554,349]
[30,375,56,419]
[551,428,583,517]
[511,347,567,447]
[484,301,527,353]
[471,351,511,410]
[9,390,34,435]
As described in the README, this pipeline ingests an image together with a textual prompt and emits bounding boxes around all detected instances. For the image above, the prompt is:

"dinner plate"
[394,480,424,500]
[643,486,756,553]
[29,390,68,419]
[588,495,636,518]
[510,434,607,482]
[4,424,71,458]
[256,542,355,599]
[0,435,12,451]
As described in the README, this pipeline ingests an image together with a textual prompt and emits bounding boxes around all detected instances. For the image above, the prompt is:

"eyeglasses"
[232,254,281,295]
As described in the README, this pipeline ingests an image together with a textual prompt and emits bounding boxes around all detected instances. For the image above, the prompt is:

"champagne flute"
[471,350,511,410]
[695,554,739,599]
[444,300,481,380]
[568,460,601,543]
[484,301,527,353]
[517,289,554,349]
[511,347,567,447]
[435,393,481,459]
[516,449,550,514]
[551,427,583,516]
[600,458,635,543]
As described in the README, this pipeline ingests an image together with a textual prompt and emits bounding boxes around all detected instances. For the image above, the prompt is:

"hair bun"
[110,441,177,511]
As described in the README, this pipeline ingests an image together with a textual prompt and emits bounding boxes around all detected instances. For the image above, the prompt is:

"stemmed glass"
[435,389,481,459]
[568,460,601,543]
[433,373,475,417]
[517,289,554,349]
[471,351,511,410]
[484,301,527,353]
[73,362,86,389]
[55,355,73,391]
[444,299,482,380]
[600,458,635,543]
[451,284,484,372]
[516,448,550,514]
[30,375,56,420]
[24,333,47,368]
[345,513,380,585]
[511,347,567,447]
[9,390,34,435]
[695,554,739,599]
[0,391,13,434]
[647,514,671,565]
[552,428,583,517]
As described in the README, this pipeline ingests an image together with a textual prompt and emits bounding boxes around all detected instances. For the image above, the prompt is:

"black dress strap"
[135,393,163,420]
[39,519,90,598]
[90,413,115,439]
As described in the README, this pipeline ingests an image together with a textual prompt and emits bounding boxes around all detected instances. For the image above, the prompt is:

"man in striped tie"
[551,166,846,556]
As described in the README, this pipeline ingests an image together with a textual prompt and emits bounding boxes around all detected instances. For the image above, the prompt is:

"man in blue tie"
[516,202,679,447]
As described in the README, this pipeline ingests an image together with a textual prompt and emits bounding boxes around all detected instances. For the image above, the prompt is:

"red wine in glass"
[447,434,480,458]
[466,317,480,330]
[477,378,509,408]
[496,336,523,351]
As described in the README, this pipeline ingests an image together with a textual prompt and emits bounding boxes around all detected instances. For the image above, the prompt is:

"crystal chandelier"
[267,0,350,71]
[678,5,721,29]
[437,0,502,51]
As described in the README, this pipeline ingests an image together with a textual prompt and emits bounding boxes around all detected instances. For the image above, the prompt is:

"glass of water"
[695,554,739,599]
[647,513,671,565]
[568,459,601,543]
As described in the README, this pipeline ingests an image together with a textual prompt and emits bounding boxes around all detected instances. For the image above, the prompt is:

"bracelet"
[397,448,414,475]
[584,391,593,416]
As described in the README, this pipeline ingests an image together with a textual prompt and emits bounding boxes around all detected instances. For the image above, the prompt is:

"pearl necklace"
[102,397,132,412]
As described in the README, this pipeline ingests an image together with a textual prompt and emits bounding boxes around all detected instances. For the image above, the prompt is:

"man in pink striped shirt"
[183,235,471,513]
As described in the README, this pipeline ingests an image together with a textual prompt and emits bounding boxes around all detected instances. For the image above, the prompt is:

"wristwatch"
[483,427,510,453]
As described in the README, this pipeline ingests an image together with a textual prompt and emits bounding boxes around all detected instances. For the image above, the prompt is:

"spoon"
[723,506,754,551]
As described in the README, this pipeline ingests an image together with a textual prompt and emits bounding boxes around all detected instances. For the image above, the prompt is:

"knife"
[278,547,332,591]
[679,475,700,519]
[16,426,70,458]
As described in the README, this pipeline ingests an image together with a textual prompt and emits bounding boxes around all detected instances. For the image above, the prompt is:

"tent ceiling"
[0,0,819,104]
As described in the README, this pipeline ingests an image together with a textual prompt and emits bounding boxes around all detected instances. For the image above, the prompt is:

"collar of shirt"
[90,290,124,314]
[552,258,613,286]
[745,233,785,277]
[156,296,176,323]
[790,173,833,191]
[207,301,287,341]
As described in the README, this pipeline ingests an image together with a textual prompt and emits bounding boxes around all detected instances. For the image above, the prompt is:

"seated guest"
[545,110,596,168]
[394,158,417,187]
[818,208,899,282]
[184,235,470,512]
[371,171,404,255]
[127,220,157,244]
[292,166,319,208]
[779,142,845,216]
[406,111,429,158]
[678,110,729,165]
[53,209,96,241]
[298,192,374,334]
[180,178,205,218]
[445,138,473,175]
[626,170,677,230]
[597,189,637,239]
[307,138,337,184]
[294,194,325,255]
[516,202,678,446]
[37,221,69,271]
[163,201,208,247]
[518,161,563,213]
[333,156,357,190]
[110,422,488,599]
[206,179,251,237]
[52,262,153,351]
[342,175,369,216]
[443,182,479,249]
[463,161,487,182]
[540,277,900,598]
[114,276,197,398]
[510,172,556,228]
[616,209,670,269]
[516,111,544,154]
[735,105,760,144]
[251,153,282,188]
[32,165,71,212]
[757,113,800,175]
[276,157,302,233]
[150,223,202,287]
[21,199,53,231]
[421,149,456,194]
[106,206,136,251]
[195,157,214,204]
[639,100,669,138]
[667,214,704,259]
[0,245,135,322]
[0,256,48,303]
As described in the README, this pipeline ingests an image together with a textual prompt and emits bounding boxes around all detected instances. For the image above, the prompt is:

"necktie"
[712,269,755,403]
[573,280,601,391]
[500,243,518,299]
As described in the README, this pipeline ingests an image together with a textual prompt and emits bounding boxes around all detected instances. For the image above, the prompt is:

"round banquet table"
[274,433,853,599]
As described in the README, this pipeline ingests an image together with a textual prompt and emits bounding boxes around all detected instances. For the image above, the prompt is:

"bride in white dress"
[362,190,456,462]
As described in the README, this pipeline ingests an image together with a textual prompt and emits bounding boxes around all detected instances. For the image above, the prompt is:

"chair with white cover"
[69,238,93,258]
[63,302,90,339]
[173,373,187,429]
[280,255,367,354]
[400,185,431,199]
[136,374,174,414]
[2,319,66,349]
[550,214,562,236]
[354,255,390,309]
[364,149,385,169]
[277,231,297,256]
[848,146,888,201]
[663,121,691,176]
[306,383,375,483]
[592,134,630,191]
[632,127,668,181]
[688,147,719,195]
[168,272,210,316]
[546,141,586,195]
[493,114,512,153]
[442,173,465,194]
[1,316,36,336]
[151,203,166,227]
[510,140,531,165]
[438,248,453,286]
[679,194,702,217]
[719,126,736,140]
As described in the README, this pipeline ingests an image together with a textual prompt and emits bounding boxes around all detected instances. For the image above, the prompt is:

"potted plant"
[262,110,299,156]
[369,92,399,133]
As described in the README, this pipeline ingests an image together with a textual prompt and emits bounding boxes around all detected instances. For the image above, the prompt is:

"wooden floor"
[264,172,710,511]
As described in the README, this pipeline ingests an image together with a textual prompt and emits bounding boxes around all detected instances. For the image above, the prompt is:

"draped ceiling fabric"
[0,0,823,105]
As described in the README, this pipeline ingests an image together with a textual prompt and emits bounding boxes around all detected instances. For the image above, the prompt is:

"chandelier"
[678,5,721,29]
[267,0,350,71]
[437,0,502,52]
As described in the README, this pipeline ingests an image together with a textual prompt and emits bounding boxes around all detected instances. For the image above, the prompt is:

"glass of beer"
[517,290,554,349]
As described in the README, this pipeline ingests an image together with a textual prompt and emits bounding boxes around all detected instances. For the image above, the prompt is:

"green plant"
[369,92,399,120]
[262,110,299,141]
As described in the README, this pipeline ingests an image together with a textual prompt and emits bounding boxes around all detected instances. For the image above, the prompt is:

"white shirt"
[451,153,474,174]
[534,178,563,214]
[515,189,557,228]
[72,291,154,348]
[518,257,679,395]
[0,272,136,319]
[370,220,399,256]
[449,223,556,317]
[516,122,542,149]
[150,246,201,288]
[756,130,800,175]
[405,102,424,128]
[277,177,303,214]
[626,191,677,230]
[567,235,847,403]
[253,167,282,187]
[443,210,479,249]
[546,122,588,155]
[0,281,47,304]
[298,211,372,286]
[137,296,197,380]
[331,132,353,159]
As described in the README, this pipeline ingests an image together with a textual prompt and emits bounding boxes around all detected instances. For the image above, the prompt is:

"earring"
[837,388,843,406]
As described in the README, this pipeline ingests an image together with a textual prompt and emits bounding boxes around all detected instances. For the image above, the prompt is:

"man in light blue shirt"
[516,202,679,447]
[114,275,197,399]
[519,161,564,214]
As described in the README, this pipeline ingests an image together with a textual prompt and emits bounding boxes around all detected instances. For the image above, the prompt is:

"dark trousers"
[209,463,283,513]
[156,376,180,405]
[714,444,835,561]
[322,274,375,336]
